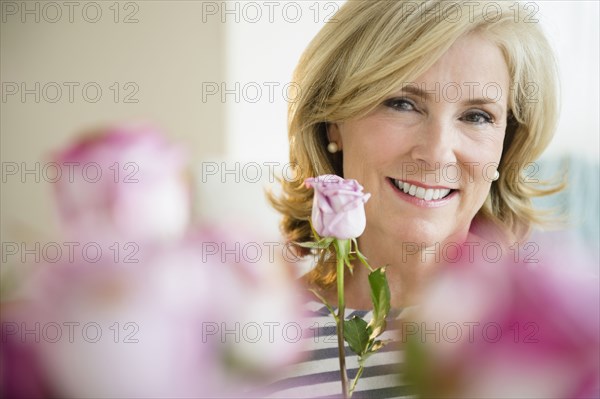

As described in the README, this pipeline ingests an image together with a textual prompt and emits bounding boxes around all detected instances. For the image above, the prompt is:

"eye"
[383,97,417,112]
[461,110,494,125]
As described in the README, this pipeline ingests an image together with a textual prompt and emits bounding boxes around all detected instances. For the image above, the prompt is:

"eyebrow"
[398,84,504,107]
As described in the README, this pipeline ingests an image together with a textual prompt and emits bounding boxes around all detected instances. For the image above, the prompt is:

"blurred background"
[1,0,599,266]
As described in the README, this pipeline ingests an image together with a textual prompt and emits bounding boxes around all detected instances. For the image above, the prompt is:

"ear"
[327,122,343,150]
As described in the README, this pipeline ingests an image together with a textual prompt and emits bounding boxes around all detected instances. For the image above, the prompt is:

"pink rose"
[52,123,190,243]
[305,175,371,239]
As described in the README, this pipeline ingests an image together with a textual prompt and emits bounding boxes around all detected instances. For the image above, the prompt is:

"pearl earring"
[327,142,339,153]
[492,170,500,181]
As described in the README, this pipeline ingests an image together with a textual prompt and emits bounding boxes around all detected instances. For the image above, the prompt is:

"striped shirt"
[256,300,415,398]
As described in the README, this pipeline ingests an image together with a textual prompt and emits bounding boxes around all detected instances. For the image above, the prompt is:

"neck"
[341,229,470,310]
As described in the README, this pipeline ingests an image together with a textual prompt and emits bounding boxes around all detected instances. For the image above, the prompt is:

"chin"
[392,219,463,248]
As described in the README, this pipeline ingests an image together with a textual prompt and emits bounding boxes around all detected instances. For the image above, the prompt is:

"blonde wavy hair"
[269,0,563,287]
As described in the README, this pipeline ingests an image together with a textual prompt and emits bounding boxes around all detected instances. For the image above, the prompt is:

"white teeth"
[393,179,452,201]
[424,188,434,201]
[439,188,451,198]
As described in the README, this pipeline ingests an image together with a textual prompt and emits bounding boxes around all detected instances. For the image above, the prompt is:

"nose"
[409,118,457,170]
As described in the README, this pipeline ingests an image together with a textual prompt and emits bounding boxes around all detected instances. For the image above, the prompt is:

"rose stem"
[336,242,349,398]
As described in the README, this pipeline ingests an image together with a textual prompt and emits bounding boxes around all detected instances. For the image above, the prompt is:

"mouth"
[387,177,457,203]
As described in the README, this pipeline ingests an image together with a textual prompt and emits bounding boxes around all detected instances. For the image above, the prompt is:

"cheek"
[457,133,504,204]
[341,118,411,166]
[471,173,493,202]
[339,121,380,176]
[461,151,500,207]
[460,133,504,175]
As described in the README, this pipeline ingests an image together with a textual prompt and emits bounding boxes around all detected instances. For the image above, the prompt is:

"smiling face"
[328,33,510,249]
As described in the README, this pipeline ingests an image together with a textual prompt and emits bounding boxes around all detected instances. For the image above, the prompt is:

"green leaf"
[293,237,334,250]
[352,239,374,272]
[343,316,370,356]
[294,241,321,249]
[368,339,387,352]
[344,258,354,275]
[355,249,373,271]
[308,220,322,241]
[357,340,390,366]
[367,267,391,340]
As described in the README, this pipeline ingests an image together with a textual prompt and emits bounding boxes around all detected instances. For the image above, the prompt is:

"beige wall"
[1,1,226,241]
[1,0,598,246]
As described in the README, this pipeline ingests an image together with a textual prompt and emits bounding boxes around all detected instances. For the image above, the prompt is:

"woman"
[268,0,561,397]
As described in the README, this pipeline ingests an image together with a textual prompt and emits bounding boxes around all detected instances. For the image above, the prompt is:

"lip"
[386,177,458,208]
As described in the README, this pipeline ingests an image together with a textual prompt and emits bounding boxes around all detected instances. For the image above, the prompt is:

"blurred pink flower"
[52,123,190,243]
[1,226,306,398]
[1,304,52,399]
[3,122,306,397]
[404,235,600,398]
